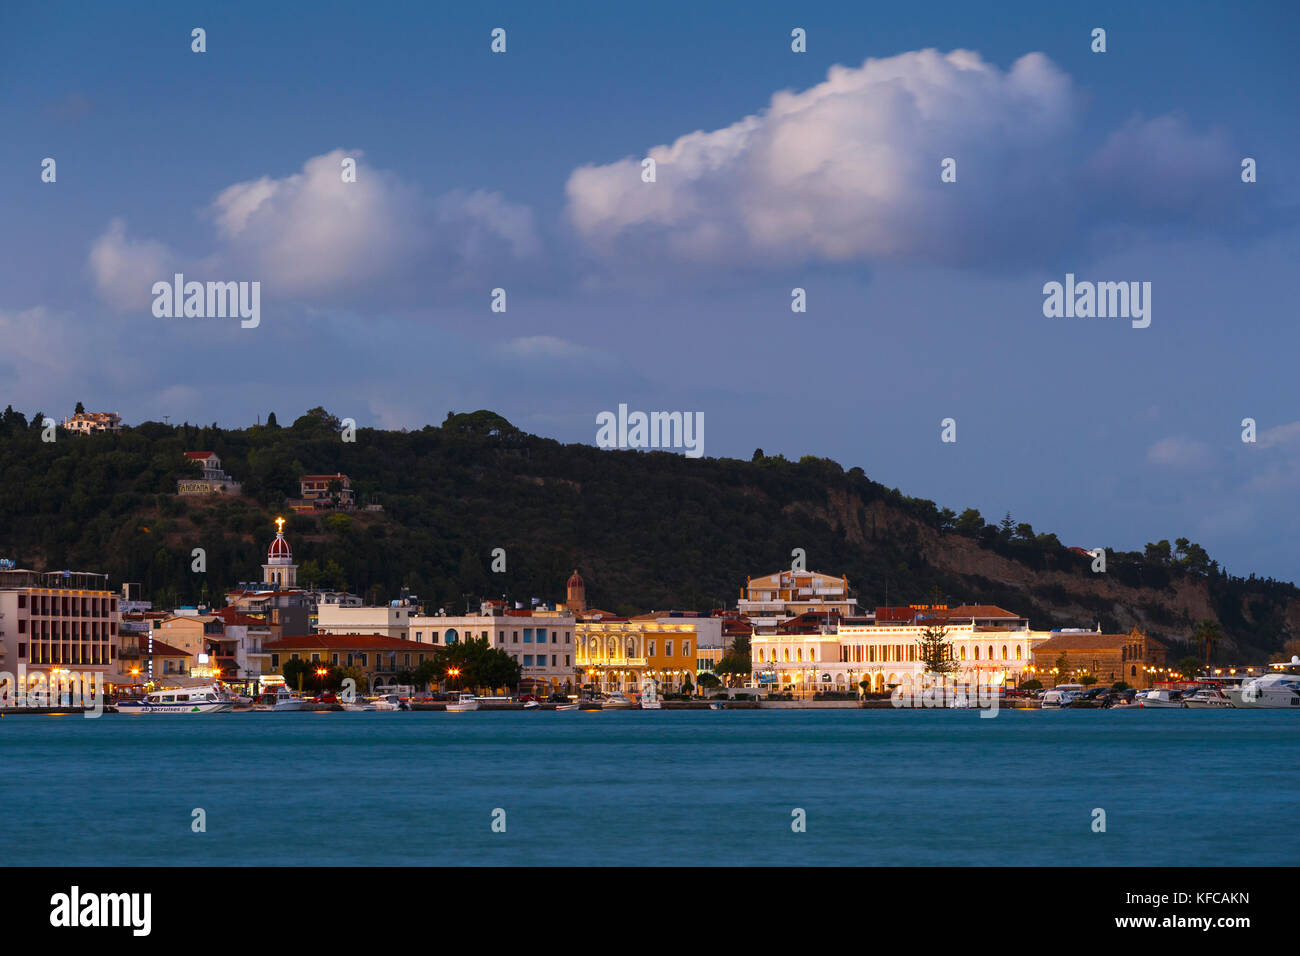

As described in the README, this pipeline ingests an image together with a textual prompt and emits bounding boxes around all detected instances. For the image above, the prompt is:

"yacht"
[116,684,233,714]
[1040,683,1085,709]
[341,698,377,712]
[1139,689,1189,708]
[1225,664,1300,708]
[445,693,480,712]
[370,693,407,711]
[1185,687,1234,709]
[254,686,307,712]
[555,702,580,711]
[600,692,634,709]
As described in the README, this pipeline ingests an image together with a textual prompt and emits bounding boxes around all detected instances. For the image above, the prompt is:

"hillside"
[1,405,1297,661]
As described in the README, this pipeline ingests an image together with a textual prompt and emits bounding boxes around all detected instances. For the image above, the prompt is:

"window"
[446,629,458,644]
[647,640,656,657]
[17,643,26,660]
[359,654,368,666]
[665,640,673,657]
[331,653,339,665]
[565,631,571,644]
[551,631,557,644]
[524,655,534,666]
[17,595,25,609]
[683,641,691,657]
[524,628,533,643]
[564,655,570,666]
[513,631,519,643]
[1001,645,1008,660]
[497,632,505,644]
[551,655,557,666]
[415,631,422,642]
[17,619,25,634]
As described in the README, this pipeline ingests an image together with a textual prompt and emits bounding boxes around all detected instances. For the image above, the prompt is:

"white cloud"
[88,219,175,312]
[565,48,1252,270]
[89,150,540,312]
[498,335,602,362]
[1147,436,1212,468]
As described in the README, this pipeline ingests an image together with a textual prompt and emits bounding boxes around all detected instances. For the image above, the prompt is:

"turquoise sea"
[2,709,1296,866]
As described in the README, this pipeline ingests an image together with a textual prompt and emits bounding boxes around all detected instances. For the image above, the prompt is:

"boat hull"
[117,701,233,715]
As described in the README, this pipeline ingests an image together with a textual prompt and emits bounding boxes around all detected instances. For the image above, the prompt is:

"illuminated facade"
[737,569,858,633]
[575,621,697,693]
[753,620,1054,695]
[0,568,121,696]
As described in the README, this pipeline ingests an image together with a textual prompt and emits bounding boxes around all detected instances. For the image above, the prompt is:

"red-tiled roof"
[184,451,216,460]
[146,639,191,657]
[212,607,270,628]
[942,605,1021,619]
[264,633,422,651]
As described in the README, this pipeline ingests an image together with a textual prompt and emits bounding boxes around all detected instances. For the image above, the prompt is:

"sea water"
[1,709,1295,866]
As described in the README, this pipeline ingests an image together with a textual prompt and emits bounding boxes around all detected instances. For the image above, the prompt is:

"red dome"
[268,533,292,561]
[567,569,584,589]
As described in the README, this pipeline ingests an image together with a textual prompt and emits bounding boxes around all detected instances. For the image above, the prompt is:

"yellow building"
[576,621,697,694]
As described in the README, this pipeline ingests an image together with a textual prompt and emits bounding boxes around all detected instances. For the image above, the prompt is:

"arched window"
[988,645,994,661]
[445,628,458,644]
[960,646,967,660]
[783,648,790,662]
[974,646,980,660]
[1016,645,1022,659]
[796,648,803,662]
[1131,665,1137,677]
[1001,645,1008,660]
[810,648,817,662]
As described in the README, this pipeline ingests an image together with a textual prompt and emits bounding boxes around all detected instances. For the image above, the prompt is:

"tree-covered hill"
[2,405,1296,661]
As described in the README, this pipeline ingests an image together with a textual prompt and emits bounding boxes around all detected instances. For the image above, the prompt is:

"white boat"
[370,693,406,711]
[1185,687,1234,709]
[555,702,579,711]
[523,700,541,710]
[639,677,662,710]
[709,702,725,710]
[254,686,307,712]
[1041,683,1085,709]
[1225,664,1300,709]
[601,692,634,709]
[445,693,480,712]
[116,684,233,715]
[341,698,377,712]
[1139,689,1189,708]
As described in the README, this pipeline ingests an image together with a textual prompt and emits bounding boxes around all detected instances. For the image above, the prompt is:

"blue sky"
[2,0,1299,581]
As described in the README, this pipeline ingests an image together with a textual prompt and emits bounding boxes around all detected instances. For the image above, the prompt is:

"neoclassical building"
[575,620,697,693]
[753,620,1055,694]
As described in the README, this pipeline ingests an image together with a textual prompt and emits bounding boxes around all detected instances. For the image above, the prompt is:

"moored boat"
[116,684,233,715]
[1139,689,1188,708]
[600,692,634,709]
[445,693,480,712]
[555,702,580,711]
[254,686,307,712]
[1041,683,1085,709]
[1225,665,1300,709]
[1185,687,1234,709]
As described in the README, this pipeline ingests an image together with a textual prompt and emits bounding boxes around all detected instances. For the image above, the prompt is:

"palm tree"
[1193,619,1224,668]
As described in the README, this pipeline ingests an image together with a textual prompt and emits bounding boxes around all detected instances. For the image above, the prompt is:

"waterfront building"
[575,620,697,694]
[317,603,414,640]
[409,602,578,694]
[262,633,439,691]
[1030,628,1166,689]
[737,568,858,633]
[0,568,120,695]
[752,609,1054,695]
[60,410,122,434]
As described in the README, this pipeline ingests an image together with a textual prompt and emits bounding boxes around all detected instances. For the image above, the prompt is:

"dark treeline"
[1,405,1294,659]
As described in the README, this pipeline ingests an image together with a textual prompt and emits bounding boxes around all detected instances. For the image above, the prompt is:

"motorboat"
[370,693,407,711]
[639,677,662,710]
[1225,665,1300,708]
[1185,687,1234,709]
[600,692,634,709]
[1040,683,1086,709]
[523,700,541,710]
[445,693,480,712]
[709,702,725,710]
[116,684,233,714]
[253,686,307,712]
[555,702,580,711]
[341,698,377,712]
[1139,689,1188,708]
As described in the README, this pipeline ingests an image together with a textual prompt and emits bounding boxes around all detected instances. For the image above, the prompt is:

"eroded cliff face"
[797,487,1299,657]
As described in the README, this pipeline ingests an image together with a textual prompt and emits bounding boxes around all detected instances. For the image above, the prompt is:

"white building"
[753,619,1054,696]
[408,603,578,694]
[316,603,414,640]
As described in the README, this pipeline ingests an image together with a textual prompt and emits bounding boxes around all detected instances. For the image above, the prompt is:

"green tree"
[1193,618,1224,667]
[917,623,959,675]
